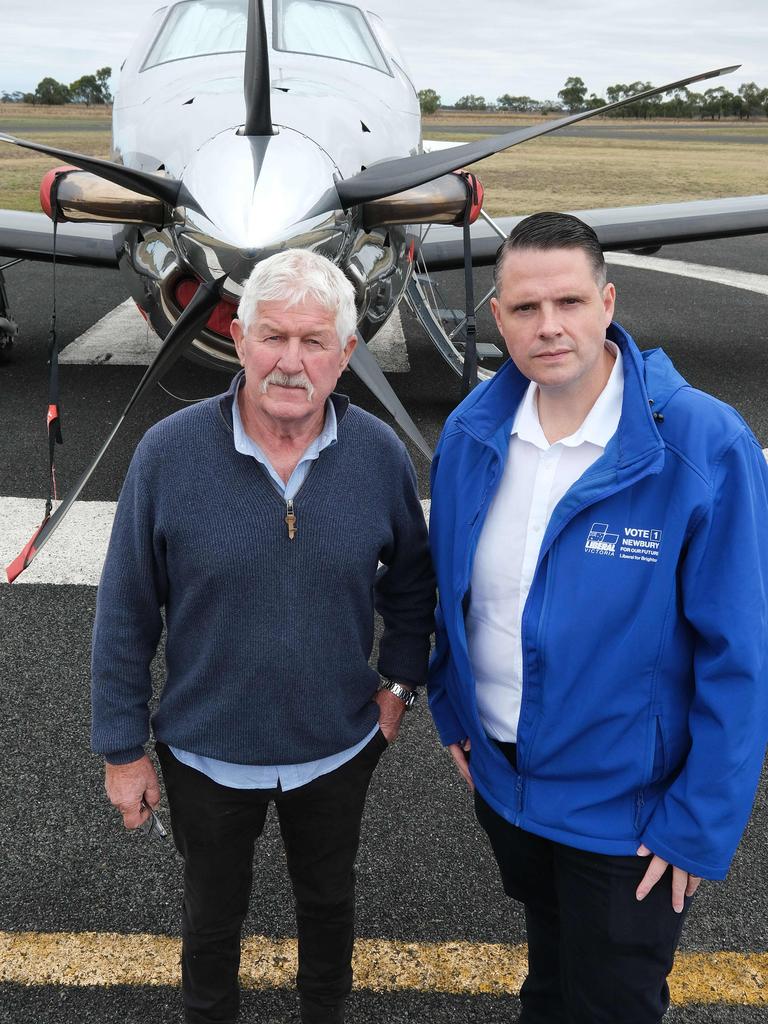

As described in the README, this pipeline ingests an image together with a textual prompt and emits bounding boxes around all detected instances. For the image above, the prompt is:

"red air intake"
[40,165,79,220]
[174,278,238,339]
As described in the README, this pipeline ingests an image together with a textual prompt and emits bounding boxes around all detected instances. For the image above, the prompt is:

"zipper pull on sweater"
[285,499,297,541]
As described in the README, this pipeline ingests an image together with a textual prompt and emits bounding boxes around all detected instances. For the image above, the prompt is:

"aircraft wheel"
[404,260,505,384]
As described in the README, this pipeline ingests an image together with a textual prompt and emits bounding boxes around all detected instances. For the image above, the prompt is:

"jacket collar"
[454,321,665,472]
[218,368,350,431]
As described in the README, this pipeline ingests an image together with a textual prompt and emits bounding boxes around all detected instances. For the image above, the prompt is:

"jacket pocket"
[646,712,666,786]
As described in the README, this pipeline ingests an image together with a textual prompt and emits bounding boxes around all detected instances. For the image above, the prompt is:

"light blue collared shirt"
[232,386,339,500]
[170,386,379,790]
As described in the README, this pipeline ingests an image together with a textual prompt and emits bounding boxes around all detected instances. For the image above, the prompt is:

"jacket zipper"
[634,790,645,830]
[284,498,297,540]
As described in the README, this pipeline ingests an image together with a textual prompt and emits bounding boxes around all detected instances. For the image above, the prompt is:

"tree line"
[2,68,112,107]
[419,79,768,119]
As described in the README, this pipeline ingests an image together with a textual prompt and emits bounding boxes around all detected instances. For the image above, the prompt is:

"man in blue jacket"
[428,212,768,1023]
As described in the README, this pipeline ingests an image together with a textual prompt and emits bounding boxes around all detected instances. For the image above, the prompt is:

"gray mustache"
[259,371,315,402]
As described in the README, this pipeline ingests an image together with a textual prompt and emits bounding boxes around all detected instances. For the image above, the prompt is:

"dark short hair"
[494,212,607,293]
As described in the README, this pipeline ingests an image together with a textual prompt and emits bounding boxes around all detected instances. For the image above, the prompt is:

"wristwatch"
[378,676,417,707]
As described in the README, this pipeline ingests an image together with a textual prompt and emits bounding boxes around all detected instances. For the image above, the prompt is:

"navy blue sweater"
[91,386,435,765]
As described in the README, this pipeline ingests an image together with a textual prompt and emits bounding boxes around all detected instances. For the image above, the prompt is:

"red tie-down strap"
[47,403,62,503]
[6,519,48,583]
[6,403,61,583]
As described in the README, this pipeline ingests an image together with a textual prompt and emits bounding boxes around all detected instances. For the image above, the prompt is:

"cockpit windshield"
[143,0,248,68]
[274,0,389,73]
[143,0,390,74]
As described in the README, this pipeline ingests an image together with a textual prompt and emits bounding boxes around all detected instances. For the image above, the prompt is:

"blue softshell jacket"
[428,322,768,880]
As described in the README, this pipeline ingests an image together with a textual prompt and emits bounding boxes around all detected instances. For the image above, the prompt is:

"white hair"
[236,249,358,349]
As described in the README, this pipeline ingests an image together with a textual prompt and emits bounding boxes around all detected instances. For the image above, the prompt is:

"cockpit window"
[142,0,247,69]
[366,10,416,93]
[273,0,390,74]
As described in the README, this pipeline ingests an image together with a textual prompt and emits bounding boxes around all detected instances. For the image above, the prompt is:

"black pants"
[157,733,387,1024]
[475,746,691,1024]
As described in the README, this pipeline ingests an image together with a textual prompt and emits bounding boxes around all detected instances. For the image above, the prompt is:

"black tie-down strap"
[5,173,66,581]
[45,172,66,518]
[458,172,480,397]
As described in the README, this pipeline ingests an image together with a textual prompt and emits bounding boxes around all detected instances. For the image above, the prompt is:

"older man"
[428,212,768,1022]
[91,249,434,1024]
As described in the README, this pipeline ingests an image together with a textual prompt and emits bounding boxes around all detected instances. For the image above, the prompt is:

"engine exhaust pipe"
[361,171,483,230]
[40,167,166,226]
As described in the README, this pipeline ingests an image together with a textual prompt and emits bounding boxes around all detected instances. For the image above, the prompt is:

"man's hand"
[636,843,701,912]
[373,686,411,743]
[447,739,473,791]
[105,754,161,830]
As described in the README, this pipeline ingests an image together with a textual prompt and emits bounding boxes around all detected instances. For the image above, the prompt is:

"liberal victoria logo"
[584,522,663,563]
[584,523,619,556]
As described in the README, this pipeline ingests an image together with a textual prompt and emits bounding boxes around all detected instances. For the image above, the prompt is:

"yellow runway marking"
[1,932,766,1005]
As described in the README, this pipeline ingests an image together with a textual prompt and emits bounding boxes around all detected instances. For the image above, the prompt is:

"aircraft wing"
[418,194,768,270]
[0,210,120,268]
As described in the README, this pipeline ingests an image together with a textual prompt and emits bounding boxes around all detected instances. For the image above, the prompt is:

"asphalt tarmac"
[1,236,768,1023]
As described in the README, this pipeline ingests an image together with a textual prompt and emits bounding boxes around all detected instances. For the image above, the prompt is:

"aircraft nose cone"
[177,126,345,269]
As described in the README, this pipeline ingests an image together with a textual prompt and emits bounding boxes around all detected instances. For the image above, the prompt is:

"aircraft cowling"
[116,123,404,372]
[174,125,352,289]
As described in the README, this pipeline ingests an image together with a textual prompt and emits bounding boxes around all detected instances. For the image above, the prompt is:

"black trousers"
[156,732,387,1024]
[475,746,691,1024]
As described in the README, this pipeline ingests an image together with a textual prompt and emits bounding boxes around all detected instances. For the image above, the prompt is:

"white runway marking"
[367,308,410,373]
[1,498,115,586]
[60,299,161,365]
[605,253,768,296]
[2,497,433,586]
[12,459,768,586]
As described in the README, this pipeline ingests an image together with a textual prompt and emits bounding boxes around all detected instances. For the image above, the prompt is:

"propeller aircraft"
[1,0,767,581]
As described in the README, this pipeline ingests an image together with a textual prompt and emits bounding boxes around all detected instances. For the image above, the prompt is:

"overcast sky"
[1,0,766,104]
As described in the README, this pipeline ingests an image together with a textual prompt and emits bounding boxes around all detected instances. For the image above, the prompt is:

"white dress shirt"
[466,342,624,742]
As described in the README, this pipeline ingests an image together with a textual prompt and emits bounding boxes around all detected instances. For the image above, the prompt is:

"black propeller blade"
[333,65,740,210]
[0,132,190,209]
[6,280,222,583]
[349,334,432,460]
[242,0,274,136]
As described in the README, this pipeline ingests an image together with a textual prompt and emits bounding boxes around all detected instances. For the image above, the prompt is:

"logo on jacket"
[584,523,663,563]
[585,523,618,555]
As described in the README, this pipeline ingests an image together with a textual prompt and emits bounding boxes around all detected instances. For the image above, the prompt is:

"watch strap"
[378,676,417,707]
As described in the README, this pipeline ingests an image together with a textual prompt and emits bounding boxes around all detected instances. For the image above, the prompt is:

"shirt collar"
[232,383,338,463]
[512,340,623,451]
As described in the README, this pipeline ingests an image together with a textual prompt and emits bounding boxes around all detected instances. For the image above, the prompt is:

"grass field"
[423,109,768,134]
[0,104,112,212]
[422,113,768,215]
[0,104,765,215]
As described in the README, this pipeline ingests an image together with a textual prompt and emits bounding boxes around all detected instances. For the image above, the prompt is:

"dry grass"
[0,105,112,211]
[454,134,768,215]
[424,110,768,135]
[0,102,112,121]
[0,134,114,212]
[0,105,765,215]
